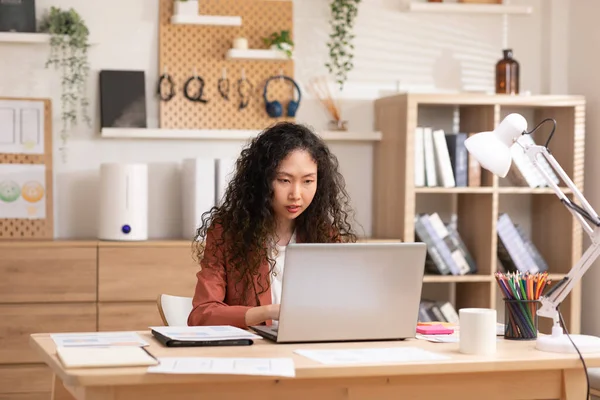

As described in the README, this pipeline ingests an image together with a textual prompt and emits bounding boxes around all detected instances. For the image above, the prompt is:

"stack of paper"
[50,332,155,369]
[56,346,158,368]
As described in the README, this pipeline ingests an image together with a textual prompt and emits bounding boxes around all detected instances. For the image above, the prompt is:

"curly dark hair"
[192,122,357,302]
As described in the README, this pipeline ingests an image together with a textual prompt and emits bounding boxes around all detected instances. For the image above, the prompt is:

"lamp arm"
[524,144,600,324]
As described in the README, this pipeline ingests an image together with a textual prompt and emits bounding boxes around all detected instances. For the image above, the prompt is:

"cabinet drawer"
[0,246,96,303]
[98,302,163,331]
[0,303,96,364]
[0,364,52,394]
[98,247,197,301]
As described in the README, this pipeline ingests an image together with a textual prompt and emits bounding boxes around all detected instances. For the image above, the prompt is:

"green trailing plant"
[326,0,361,90]
[39,6,91,158]
[262,30,294,59]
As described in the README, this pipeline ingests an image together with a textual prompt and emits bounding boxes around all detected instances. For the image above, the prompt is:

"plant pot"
[270,43,293,58]
[174,0,199,16]
[328,120,348,131]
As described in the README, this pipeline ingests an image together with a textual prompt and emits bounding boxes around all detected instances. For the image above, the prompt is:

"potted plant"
[326,0,361,90]
[262,30,294,59]
[174,0,199,17]
[39,6,90,160]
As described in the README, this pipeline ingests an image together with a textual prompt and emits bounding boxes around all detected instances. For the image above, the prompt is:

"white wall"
[0,0,543,239]
[566,0,600,336]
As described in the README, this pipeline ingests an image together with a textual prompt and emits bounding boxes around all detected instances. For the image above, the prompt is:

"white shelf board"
[171,14,242,26]
[100,128,382,142]
[226,48,290,61]
[0,32,98,44]
[403,2,533,15]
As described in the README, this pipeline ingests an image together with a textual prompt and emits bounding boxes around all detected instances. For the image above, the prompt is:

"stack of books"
[414,212,477,275]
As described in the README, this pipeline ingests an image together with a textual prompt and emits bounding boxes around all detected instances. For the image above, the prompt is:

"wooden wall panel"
[0,364,52,394]
[159,0,294,129]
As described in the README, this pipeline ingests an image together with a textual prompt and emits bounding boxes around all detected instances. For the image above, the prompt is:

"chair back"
[157,294,193,326]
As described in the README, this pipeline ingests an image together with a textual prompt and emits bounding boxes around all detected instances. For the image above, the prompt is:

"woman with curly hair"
[187,122,357,328]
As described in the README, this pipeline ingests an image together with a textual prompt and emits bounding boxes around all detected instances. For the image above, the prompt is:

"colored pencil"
[494,271,551,339]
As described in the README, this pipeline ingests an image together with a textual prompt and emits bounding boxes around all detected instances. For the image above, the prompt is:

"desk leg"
[561,369,588,400]
[51,374,76,400]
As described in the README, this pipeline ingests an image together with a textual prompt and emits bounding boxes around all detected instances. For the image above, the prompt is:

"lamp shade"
[463,113,528,178]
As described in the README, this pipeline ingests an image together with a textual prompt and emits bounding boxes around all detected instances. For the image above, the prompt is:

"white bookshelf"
[171,14,242,26]
[402,2,533,15]
[100,128,382,142]
[225,49,290,61]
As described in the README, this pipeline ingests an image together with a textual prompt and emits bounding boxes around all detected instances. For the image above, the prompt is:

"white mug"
[459,308,497,355]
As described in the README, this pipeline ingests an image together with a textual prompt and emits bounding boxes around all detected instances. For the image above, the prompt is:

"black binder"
[151,329,254,347]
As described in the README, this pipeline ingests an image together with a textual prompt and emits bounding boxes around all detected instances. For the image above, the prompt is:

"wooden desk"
[31,331,597,400]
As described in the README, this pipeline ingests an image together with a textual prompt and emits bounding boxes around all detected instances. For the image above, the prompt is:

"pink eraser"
[416,324,454,335]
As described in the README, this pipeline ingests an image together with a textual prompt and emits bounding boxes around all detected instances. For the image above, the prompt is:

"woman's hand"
[245,304,280,326]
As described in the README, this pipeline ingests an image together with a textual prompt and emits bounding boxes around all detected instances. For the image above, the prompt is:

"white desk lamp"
[465,113,600,354]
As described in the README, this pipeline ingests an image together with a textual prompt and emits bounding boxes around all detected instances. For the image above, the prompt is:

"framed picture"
[99,70,148,128]
[0,0,36,32]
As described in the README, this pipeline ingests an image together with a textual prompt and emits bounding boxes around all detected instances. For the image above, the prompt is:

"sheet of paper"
[148,357,295,377]
[150,325,261,341]
[51,332,149,347]
[416,334,460,343]
[0,100,44,154]
[0,164,46,219]
[294,347,450,365]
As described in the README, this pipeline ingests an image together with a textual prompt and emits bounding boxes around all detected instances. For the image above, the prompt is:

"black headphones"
[263,75,301,118]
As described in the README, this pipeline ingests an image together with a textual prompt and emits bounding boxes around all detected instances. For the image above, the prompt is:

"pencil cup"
[503,299,539,340]
[459,308,497,355]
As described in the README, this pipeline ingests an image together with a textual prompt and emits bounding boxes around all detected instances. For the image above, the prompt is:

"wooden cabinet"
[0,244,97,303]
[98,243,197,302]
[0,303,96,364]
[98,302,163,331]
[0,364,52,400]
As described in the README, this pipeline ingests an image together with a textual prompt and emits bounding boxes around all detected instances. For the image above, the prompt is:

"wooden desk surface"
[30,331,600,388]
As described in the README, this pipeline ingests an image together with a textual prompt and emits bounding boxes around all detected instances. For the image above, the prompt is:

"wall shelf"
[402,2,533,15]
[170,14,242,26]
[225,48,290,61]
[0,32,98,44]
[99,128,382,142]
[0,32,53,43]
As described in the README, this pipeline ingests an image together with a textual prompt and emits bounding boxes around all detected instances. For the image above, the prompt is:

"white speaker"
[98,163,148,241]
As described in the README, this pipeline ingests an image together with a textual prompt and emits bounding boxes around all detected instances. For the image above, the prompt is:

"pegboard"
[159,0,295,130]
[0,98,53,239]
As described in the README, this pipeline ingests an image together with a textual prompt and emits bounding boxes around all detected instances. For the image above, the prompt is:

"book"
[445,133,468,187]
[56,346,158,369]
[150,325,260,347]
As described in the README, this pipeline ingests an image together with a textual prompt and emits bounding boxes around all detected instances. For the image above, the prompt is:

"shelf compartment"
[456,193,497,276]
[456,282,495,310]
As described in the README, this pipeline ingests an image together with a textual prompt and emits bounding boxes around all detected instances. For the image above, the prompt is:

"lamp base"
[536,325,600,353]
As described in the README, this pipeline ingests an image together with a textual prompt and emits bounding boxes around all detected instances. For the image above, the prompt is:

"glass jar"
[495,49,519,95]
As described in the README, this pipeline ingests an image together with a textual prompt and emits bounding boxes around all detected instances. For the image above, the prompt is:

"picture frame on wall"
[0,0,36,33]
[99,70,148,129]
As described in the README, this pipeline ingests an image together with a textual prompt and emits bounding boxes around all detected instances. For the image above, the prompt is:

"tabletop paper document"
[51,332,149,347]
[149,326,261,342]
[56,346,158,368]
[148,357,295,377]
[294,347,450,365]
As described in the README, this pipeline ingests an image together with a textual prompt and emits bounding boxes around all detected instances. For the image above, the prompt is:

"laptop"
[251,242,427,343]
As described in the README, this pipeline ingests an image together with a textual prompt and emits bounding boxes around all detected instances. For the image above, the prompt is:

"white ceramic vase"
[174,0,199,16]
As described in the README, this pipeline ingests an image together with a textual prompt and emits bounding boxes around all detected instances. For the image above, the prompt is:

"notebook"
[56,346,159,368]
